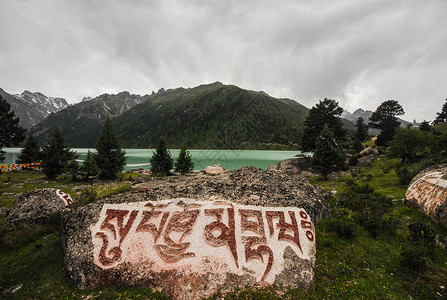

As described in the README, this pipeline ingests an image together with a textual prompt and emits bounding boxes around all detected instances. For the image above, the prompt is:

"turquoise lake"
[3,148,302,171]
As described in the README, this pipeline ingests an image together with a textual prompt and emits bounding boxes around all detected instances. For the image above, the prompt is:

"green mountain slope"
[113,83,309,149]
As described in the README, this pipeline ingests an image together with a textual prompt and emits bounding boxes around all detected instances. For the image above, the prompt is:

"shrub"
[400,246,428,273]
[348,155,359,166]
[337,181,392,238]
[325,209,357,239]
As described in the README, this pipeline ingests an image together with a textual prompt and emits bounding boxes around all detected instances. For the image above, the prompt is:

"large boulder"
[357,154,376,167]
[204,163,225,175]
[277,157,312,175]
[405,164,447,228]
[360,147,379,156]
[61,167,329,299]
[5,188,74,228]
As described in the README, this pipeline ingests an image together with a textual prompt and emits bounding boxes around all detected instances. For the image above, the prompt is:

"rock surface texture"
[406,164,447,228]
[204,163,225,175]
[277,157,312,175]
[5,188,74,228]
[61,167,329,299]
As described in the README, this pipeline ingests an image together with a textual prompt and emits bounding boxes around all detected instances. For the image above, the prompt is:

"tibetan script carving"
[90,198,316,283]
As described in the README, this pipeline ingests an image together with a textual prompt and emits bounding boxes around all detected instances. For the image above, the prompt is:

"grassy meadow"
[0,156,446,299]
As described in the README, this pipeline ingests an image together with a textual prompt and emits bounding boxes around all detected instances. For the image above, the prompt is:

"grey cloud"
[0,0,446,121]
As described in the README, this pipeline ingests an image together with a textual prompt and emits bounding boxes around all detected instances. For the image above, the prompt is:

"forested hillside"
[113,83,309,149]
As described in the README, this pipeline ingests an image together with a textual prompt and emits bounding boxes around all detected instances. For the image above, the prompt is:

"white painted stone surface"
[90,198,316,284]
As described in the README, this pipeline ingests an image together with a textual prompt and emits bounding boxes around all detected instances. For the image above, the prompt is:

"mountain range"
[0,88,68,129]
[341,108,412,127]
[1,83,411,149]
[27,82,310,149]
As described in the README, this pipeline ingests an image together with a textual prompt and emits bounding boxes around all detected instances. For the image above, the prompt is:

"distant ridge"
[29,82,311,149]
[0,88,68,129]
[30,91,150,146]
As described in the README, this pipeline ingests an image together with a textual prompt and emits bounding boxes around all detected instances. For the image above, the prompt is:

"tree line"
[1,92,446,181]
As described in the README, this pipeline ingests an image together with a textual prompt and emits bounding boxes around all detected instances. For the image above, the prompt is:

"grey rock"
[277,157,312,175]
[5,188,74,228]
[61,166,329,298]
[357,154,376,167]
[360,147,379,157]
[0,207,10,216]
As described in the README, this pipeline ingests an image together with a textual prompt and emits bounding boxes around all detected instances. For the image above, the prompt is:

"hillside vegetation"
[114,83,309,149]
[28,82,314,149]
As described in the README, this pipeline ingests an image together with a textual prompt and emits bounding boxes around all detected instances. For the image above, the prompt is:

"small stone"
[4,284,23,295]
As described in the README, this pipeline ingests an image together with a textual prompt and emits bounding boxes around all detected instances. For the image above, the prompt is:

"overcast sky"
[1,0,446,122]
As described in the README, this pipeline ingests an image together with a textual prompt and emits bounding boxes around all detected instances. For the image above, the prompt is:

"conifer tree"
[301,98,346,152]
[369,100,404,146]
[0,95,26,162]
[94,116,126,180]
[419,120,432,132]
[433,99,447,125]
[81,150,99,180]
[17,134,41,163]
[312,125,345,179]
[175,142,194,174]
[354,117,369,142]
[150,136,173,175]
[41,129,76,179]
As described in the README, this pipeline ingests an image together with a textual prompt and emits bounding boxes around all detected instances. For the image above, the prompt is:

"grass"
[1,159,446,299]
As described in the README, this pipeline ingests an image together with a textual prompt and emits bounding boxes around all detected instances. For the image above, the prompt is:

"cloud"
[0,0,446,121]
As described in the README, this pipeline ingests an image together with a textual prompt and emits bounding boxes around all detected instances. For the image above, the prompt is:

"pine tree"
[354,117,369,142]
[312,125,345,179]
[175,142,194,174]
[94,116,126,180]
[0,95,26,162]
[67,159,80,181]
[369,100,404,146]
[150,136,173,175]
[433,99,447,125]
[301,98,346,152]
[41,129,77,179]
[419,120,432,132]
[81,150,99,180]
[352,139,364,154]
[17,134,41,163]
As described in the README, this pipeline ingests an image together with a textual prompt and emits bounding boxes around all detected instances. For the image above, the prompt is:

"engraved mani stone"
[62,166,327,299]
[406,164,447,228]
[66,198,316,299]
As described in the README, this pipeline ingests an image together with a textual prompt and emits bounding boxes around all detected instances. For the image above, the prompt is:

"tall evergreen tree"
[94,116,126,180]
[0,95,26,162]
[354,117,369,142]
[17,134,41,163]
[175,142,194,174]
[301,98,346,152]
[81,150,99,180]
[312,125,345,179]
[369,100,404,146]
[151,136,173,175]
[433,99,447,125]
[419,120,432,132]
[41,129,76,179]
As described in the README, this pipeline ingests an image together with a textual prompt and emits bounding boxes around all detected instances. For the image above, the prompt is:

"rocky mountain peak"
[0,88,69,129]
